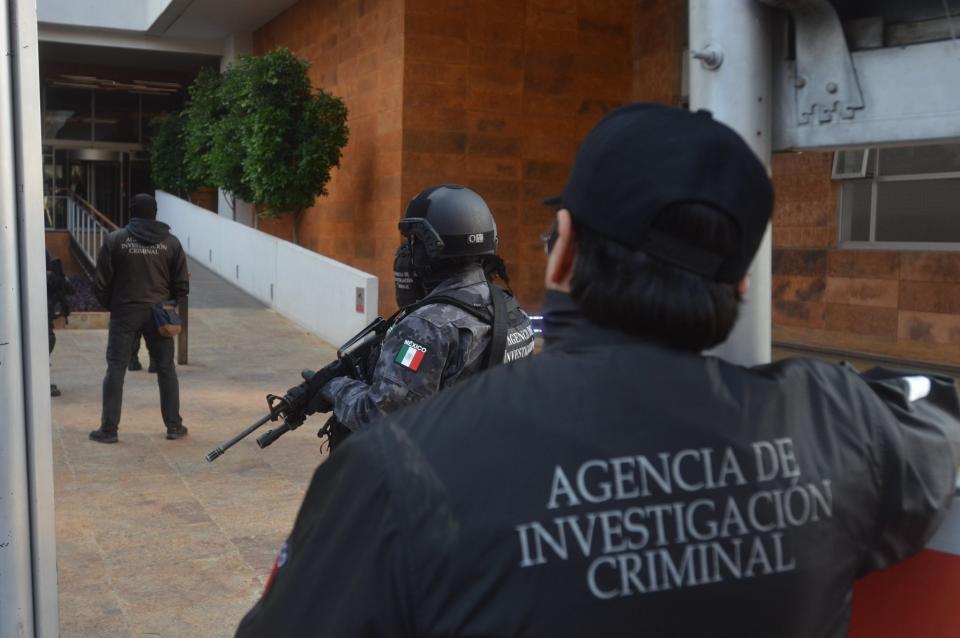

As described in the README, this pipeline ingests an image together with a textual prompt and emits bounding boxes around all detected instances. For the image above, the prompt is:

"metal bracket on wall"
[760,0,865,125]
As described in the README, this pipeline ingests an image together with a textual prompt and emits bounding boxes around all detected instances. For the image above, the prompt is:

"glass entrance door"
[89,161,122,225]
[46,147,152,228]
[42,146,69,228]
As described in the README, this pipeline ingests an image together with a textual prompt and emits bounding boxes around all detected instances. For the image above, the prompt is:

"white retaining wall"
[157,191,378,346]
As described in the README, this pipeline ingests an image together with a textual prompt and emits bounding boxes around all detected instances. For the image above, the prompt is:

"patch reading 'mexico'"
[395,340,427,371]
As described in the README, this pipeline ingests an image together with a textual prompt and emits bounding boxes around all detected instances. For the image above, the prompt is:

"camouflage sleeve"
[321,315,454,432]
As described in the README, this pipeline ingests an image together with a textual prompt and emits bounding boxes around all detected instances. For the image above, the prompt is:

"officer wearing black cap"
[90,193,189,443]
[313,184,534,437]
[235,105,960,638]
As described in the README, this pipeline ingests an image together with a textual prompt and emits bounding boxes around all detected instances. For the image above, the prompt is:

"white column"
[218,32,255,226]
[689,0,773,366]
[1,0,59,636]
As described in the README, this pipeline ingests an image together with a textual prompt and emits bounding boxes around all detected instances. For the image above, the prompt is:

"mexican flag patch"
[395,340,427,371]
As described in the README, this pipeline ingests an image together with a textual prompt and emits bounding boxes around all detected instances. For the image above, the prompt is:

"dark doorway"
[89,160,122,223]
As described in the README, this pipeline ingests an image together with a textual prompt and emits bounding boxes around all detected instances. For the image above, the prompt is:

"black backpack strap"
[482,285,509,370]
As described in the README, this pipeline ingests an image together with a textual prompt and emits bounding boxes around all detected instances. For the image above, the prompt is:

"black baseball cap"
[130,193,158,219]
[545,103,773,282]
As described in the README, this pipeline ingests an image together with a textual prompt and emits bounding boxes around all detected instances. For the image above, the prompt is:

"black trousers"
[100,306,182,432]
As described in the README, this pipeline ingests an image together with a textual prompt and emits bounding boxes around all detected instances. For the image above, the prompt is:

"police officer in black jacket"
[46,250,73,397]
[236,104,960,638]
[90,194,189,443]
[314,184,534,440]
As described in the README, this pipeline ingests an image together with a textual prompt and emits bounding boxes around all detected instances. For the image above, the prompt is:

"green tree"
[183,67,247,198]
[180,49,349,231]
[148,112,197,196]
[229,48,349,219]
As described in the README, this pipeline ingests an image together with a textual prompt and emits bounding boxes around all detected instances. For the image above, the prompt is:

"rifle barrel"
[205,410,279,462]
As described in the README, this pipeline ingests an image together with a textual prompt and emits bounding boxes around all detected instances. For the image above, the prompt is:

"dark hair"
[570,202,742,351]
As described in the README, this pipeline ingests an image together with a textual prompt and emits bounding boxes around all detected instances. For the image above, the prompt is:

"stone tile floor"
[50,259,337,637]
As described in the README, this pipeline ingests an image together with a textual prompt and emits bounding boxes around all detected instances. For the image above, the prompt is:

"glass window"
[44,86,92,140]
[875,179,960,242]
[836,143,960,246]
[41,146,71,229]
[833,149,869,178]
[839,180,872,242]
[94,90,140,143]
[878,143,960,176]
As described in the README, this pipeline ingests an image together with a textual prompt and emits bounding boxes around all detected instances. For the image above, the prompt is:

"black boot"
[89,428,118,444]
[166,424,188,440]
[128,359,143,371]
[148,359,158,373]
[50,384,61,397]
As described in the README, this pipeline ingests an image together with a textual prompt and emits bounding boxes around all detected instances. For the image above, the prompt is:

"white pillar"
[689,0,773,366]
[0,0,60,636]
[218,32,255,226]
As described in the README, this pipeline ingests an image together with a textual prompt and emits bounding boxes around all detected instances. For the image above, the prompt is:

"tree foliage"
[182,67,231,194]
[148,112,197,196]
[173,49,349,219]
[230,49,348,216]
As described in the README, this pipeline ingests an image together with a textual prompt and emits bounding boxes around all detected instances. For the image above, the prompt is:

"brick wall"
[400,0,661,310]
[254,0,405,313]
[252,0,960,366]
[772,152,960,366]
[254,0,683,314]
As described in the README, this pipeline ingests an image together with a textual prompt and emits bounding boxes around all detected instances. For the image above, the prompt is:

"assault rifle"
[205,315,393,462]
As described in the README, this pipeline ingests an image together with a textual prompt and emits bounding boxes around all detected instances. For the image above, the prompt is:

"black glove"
[306,385,333,415]
[284,370,336,418]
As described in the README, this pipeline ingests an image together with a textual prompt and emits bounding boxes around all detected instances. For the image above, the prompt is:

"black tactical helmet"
[399,184,498,261]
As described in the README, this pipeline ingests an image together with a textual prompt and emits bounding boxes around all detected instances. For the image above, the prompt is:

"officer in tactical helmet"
[314,184,535,437]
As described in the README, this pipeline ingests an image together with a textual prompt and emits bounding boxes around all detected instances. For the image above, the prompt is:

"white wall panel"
[157,191,378,346]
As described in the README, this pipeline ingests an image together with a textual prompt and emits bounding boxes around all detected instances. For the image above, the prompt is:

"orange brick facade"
[399,0,668,307]
[772,152,960,366]
[254,0,683,313]
[255,0,405,313]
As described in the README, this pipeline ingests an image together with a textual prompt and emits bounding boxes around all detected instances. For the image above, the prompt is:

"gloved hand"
[282,374,331,417]
[306,385,334,415]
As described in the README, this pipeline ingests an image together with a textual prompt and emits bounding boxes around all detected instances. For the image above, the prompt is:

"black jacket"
[322,264,535,432]
[94,218,189,312]
[237,291,960,638]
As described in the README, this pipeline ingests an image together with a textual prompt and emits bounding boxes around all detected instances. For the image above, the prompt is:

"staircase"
[65,194,117,277]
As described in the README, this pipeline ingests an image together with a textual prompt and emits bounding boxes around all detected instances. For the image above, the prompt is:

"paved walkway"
[51,258,337,637]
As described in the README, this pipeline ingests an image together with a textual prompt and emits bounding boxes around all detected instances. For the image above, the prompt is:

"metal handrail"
[66,194,117,267]
[72,193,119,231]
